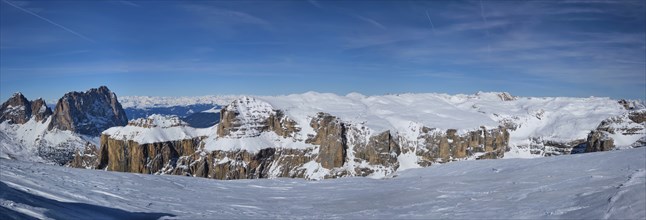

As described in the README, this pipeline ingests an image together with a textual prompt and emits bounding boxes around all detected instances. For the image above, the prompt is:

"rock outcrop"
[0,93,52,124]
[49,86,128,136]
[584,130,614,152]
[584,109,646,152]
[97,136,202,173]
[307,113,347,169]
[67,143,100,168]
[90,100,510,180]
[217,97,300,138]
[497,92,516,101]
[0,87,129,165]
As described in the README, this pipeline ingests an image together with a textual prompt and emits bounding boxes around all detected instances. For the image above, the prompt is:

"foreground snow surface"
[1,148,645,219]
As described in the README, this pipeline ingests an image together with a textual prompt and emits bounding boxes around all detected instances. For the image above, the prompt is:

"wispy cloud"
[118,0,140,7]
[2,0,94,42]
[307,0,322,9]
[307,2,386,30]
[479,0,491,54]
[353,14,386,30]
[425,10,436,34]
[445,19,510,32]
[40,50,90,57]
[183,4,270,27]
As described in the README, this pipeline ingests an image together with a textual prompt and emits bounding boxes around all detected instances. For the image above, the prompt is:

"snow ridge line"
[604,169,646,218]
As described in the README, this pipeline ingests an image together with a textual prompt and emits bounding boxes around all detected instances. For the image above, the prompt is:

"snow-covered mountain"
[119,95,238,109]
[0,87,127,164]
[116,91,646,155]
[2,89,644,180]
[123,104,218,120]
[1,147,644,219]
[49,86,128,136]
[91,92,645,180]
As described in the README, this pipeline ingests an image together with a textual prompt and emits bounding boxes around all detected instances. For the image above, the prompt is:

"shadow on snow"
[0,181,174,220]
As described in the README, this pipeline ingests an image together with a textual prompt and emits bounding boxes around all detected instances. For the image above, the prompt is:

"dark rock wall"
[49,86,128,136]
[90,111,510,180]
[0,93,52,124]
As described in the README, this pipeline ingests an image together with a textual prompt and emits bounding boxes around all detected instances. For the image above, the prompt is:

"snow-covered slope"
[102,114,213,144]
[111,92,644,162]
[119,95,238,109]
[122,92,637,146]
[0,117,93,164]
[1,147,644,219]
[257,92,631,144]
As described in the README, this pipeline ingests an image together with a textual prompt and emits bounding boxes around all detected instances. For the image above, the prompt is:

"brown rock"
[30,98,53,122]
[0,93,52,124]
[49,86,128,136]
[628,110,646,124]
[308,112,346,169]
[354,130,400,166]
[68,143,100,169]
[585,130,614,152]
[217,97,300,138]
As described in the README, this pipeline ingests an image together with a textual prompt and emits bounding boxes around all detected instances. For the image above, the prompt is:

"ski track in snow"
[1,147,644,219]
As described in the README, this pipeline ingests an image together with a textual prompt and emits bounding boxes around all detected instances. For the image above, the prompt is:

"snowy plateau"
[1,90,646,219]
[1,147,644,219]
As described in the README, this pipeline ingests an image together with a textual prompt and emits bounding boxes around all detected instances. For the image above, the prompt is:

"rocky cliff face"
[68,144,100,169]
[96,136,315,180]
[584,109,646,152]
[97,136,202,173]
[0,87,131,165]
[49,86,128,136]
[217,97,299,138]
[24,91,642,181]
[89,98,510,180]
[307,113,348,169]
[510,110,645,155]
[0,93,52,124]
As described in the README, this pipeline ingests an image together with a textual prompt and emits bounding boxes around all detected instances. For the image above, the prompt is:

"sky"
[1,0,645,103]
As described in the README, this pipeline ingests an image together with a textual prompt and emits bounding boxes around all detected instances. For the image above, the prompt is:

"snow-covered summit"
[118,91,635,148]
[220,97,275,138]
[253,92,627,145]
[0,92,52,124]
[103,114,212,144]
[127,114,186,128]
[119,95,239,109]
[224,96,275,119]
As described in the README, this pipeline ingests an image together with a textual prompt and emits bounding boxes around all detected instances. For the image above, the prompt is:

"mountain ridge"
[2,88,644,180]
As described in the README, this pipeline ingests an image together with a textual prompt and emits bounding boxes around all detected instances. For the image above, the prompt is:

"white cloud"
[353,15,386,30]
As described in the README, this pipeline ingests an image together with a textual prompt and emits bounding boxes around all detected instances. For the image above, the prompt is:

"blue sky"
[1,0,645,103]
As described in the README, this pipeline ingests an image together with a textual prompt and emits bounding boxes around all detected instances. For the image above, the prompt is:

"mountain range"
[1,86,644,180]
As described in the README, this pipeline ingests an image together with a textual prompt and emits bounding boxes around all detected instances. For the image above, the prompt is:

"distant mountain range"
[1,86,644,180]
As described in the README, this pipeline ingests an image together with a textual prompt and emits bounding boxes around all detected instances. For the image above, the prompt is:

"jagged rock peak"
[618,99,645,111]
[497,92,516,101]
[473,91,516,101]
[127,114,187,128]
[49,86,128,136]
[217,96,274,138]
[217,97,300,138]
[224,96,274,116]
[30,98,53,122]
[0,92,52,124]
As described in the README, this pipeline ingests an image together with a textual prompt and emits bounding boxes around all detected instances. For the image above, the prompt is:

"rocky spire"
[30,98,53,122]
[0,92,53,124]
[48,86,128,136]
